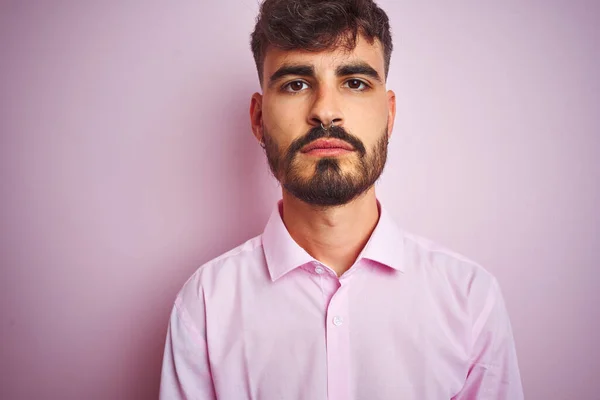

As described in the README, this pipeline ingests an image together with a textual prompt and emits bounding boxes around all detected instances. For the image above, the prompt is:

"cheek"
[264,98,307,131]
[263,109,307,149]
[346,98,388,127]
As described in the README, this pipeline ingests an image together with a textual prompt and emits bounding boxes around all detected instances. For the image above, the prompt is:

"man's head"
[249,0,396,207]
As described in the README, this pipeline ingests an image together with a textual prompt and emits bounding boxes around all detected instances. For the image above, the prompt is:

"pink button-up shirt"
[160,200,523,399]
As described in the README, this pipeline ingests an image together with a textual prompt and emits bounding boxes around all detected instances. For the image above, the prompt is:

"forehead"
[263,35,385,78]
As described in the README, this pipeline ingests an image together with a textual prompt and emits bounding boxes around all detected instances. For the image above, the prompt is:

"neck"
[280,187,380,277]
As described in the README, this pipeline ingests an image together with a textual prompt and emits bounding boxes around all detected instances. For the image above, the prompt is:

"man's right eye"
[283,81,309,93]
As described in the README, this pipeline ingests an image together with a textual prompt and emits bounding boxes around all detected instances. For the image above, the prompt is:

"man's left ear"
[387,90,396,141]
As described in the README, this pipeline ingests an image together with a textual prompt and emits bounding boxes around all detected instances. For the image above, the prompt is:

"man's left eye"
[345,79,368,90]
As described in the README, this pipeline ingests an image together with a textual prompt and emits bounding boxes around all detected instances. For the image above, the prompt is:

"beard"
[262,123,389,207]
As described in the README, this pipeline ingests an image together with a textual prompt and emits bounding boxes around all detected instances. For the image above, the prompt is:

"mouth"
[300,139,355,156]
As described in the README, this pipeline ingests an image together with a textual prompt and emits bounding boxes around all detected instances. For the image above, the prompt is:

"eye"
[283,80,309,93]
[345,79,369,91]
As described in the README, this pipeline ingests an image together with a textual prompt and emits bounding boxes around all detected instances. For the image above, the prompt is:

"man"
[159,0,524,398]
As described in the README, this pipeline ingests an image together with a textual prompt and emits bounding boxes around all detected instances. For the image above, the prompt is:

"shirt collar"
[358,201,405,273]
[262,199,405,282]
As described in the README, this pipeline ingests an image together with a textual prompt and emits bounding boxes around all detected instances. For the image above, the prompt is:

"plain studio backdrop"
[1,1,598,399]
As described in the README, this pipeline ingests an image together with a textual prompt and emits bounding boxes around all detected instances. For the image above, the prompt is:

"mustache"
[286,125,367,161]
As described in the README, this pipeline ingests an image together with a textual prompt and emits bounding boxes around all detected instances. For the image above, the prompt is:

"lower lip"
[303,148,354,156]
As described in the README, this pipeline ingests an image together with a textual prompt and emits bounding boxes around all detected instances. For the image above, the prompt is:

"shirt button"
[332,316,343,326]
[315,266,324,274]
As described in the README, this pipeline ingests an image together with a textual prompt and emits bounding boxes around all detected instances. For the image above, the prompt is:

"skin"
[249,34,396,276]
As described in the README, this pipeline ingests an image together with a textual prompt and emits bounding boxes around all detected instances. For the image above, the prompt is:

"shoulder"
[401,230,498,308]
[175,234,265,308]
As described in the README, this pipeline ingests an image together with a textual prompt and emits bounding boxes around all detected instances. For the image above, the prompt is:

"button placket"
[325,284,351,399]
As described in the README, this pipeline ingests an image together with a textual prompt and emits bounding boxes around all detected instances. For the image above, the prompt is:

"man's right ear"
[249,92,264,145]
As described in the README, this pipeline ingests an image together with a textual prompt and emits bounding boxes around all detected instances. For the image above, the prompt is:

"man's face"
[250,34,396,207]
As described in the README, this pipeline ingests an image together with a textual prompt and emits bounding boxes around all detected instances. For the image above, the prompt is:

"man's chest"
[202,270,472,399]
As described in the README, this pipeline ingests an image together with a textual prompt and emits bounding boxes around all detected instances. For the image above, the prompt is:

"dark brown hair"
[250,0,393,85]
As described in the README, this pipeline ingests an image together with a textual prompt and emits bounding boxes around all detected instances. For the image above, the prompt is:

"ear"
[249,92,264,144]
[386,90,396,140]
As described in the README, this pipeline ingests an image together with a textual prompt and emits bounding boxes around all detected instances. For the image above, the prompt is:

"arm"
[453,279,524,400]
[159,299,216,400]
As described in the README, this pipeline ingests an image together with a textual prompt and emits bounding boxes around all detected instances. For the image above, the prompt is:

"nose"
[307,84,344,130]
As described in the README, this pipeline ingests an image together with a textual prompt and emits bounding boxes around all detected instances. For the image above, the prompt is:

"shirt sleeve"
[452,278,524,400]
[159,298,216,400]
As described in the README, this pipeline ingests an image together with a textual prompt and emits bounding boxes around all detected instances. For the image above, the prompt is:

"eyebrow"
[268,64,315,88]
[336,62,383,84]
[268,61,383,88]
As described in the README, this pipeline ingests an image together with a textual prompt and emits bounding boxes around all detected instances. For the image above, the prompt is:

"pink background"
[1,1,598,399]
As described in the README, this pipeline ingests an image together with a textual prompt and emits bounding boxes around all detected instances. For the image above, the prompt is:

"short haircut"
[250,0,393,85]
